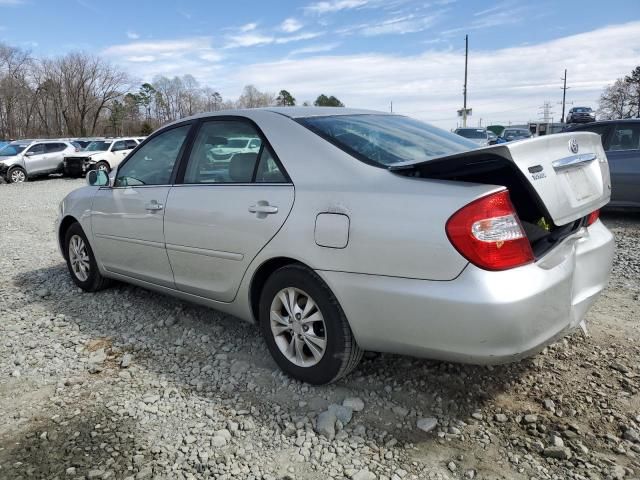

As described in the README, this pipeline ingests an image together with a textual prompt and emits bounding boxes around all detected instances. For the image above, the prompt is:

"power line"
[538,101,554,123]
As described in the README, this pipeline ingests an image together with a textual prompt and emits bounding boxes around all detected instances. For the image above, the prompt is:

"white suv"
[63,138,140,176]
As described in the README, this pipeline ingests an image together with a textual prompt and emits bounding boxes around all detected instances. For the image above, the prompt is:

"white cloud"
[280,18,303,33]
[354,14,440,36]
[126,31,140,40]
[305,0,369,15]
[240,22,258,32]
[288,42,340,56]
[218,22,640,129]
[224,30,323,48]
[126,55,155,63]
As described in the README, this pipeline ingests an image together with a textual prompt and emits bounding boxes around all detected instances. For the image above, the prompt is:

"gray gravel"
[1,178,639,480]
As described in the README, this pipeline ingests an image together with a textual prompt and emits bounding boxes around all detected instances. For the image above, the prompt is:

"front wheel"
[6,166,27,183]
[259,264,363,384]
[64,223,111,292]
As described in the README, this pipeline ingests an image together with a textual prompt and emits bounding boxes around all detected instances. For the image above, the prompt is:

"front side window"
[26,144,45,155]
[609,124,640,151]
[112,140,126,152]
[125,139,138,149]
[184,120,269,184]
[86,141,111,152]
[115,124,190,187]
[299,114,475,167]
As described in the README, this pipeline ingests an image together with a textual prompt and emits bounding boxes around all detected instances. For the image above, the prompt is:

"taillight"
[446,190,534,271]
[586,209,600,226]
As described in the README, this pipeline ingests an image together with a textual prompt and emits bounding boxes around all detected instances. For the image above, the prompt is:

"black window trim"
[173,115,292,185]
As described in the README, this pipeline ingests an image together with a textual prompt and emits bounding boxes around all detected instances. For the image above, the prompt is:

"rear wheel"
[64,223,111,292]
[259,264,363,384]
[6,166,27,183]
[95,161,110,173]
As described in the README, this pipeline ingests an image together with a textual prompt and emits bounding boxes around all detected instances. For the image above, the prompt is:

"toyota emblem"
[569,138,579,154]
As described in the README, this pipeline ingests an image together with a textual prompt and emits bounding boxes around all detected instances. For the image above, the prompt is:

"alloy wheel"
[10,169,26,183]
[69,234,90,282]
[270,287,327,367]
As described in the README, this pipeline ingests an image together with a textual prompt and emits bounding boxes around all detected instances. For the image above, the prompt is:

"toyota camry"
[56,108,614,384]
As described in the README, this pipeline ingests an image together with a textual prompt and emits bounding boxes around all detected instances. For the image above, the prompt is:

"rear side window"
[45,143,67,153]
[609,124,640,151]
[125,140,138,149]
[183,120,272,184]
[299,114,475,167]
[571,124,612,148]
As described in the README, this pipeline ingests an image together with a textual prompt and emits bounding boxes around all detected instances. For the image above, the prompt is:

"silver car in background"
[56,108,614,384]
[1,139,77,183]
[454,127,490,146]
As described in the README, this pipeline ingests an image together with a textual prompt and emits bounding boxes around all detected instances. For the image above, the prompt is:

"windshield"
[574,107,592,113]
[503,129,531,138]
[455,128,487,139]
[85,141,112,151]
[299,115,476,167]
[0,144,27,156]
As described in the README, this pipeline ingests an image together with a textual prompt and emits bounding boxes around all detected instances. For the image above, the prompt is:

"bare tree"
[598,79,635,120]
[236,85,274,108]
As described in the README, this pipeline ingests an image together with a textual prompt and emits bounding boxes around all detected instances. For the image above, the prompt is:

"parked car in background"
[487,130,498,145]
[57,108,612,384]
[63,137,139,176]
[564,119,640,208]
[0,139,77,183]
[566,107,596,124]
[501,128,533,142]
[453,128,489,147]
[209,136,262,160]
[0,140,9,150]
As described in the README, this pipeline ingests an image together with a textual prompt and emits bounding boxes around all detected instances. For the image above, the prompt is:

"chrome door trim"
[165,243,244,261]
[552,153,597,171]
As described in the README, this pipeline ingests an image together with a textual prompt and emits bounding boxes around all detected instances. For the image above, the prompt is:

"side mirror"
[25,151,34,156]
[87,169,110,187]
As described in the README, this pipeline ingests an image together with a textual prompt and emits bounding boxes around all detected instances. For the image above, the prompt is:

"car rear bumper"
[318,220,614,364]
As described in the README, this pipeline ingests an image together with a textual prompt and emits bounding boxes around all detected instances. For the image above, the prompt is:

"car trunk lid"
[390,132,611,227]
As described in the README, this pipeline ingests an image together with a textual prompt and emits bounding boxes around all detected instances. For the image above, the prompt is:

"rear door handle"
[145,200,164,211]
[249,203,278,215]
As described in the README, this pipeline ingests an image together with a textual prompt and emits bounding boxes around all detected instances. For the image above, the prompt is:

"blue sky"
[2,0,640,127]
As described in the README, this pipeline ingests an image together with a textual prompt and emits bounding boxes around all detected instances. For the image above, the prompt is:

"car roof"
[178,107,388,124]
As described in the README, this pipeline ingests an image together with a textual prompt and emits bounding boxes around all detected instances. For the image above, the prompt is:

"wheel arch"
[58,215,80,259]
[249,256,309,322]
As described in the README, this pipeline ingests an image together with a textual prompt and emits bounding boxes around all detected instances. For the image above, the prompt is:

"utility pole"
[463,34,468,127]
[560,69,569,123]
[539,101,554,123]
[390,100,393,113]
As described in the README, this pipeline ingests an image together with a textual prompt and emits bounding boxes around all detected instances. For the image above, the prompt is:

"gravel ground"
[0,177,639,480]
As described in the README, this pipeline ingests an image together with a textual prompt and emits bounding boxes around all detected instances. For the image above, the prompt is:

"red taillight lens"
[446,190,534,271]
[586,209,600,226]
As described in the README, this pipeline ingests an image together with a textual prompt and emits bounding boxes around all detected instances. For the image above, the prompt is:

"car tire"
[64,222,111,292]
[6,166,27,183]
[95,161,110,173]
[259,264,363,384]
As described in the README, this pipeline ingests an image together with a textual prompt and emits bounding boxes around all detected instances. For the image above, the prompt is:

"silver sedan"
[56,108,614,384]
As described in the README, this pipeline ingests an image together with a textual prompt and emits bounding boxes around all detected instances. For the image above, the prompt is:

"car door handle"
[145,201,164,211]
[248,204,278,214]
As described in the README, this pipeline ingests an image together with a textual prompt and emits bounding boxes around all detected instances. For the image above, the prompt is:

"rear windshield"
[455,128,487,139]
[299,114,475,167]
[0,144,27,156]
[503,129,531,137]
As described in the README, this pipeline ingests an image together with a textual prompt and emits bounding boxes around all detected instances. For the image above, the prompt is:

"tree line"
[0,42,345,140]
[597,66,640,120]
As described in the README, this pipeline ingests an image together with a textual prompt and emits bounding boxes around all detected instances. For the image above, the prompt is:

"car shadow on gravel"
[0,403,139,478]
[12,263,535,444]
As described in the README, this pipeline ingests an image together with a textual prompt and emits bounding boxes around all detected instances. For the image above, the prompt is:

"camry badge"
[569,138,579,154]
